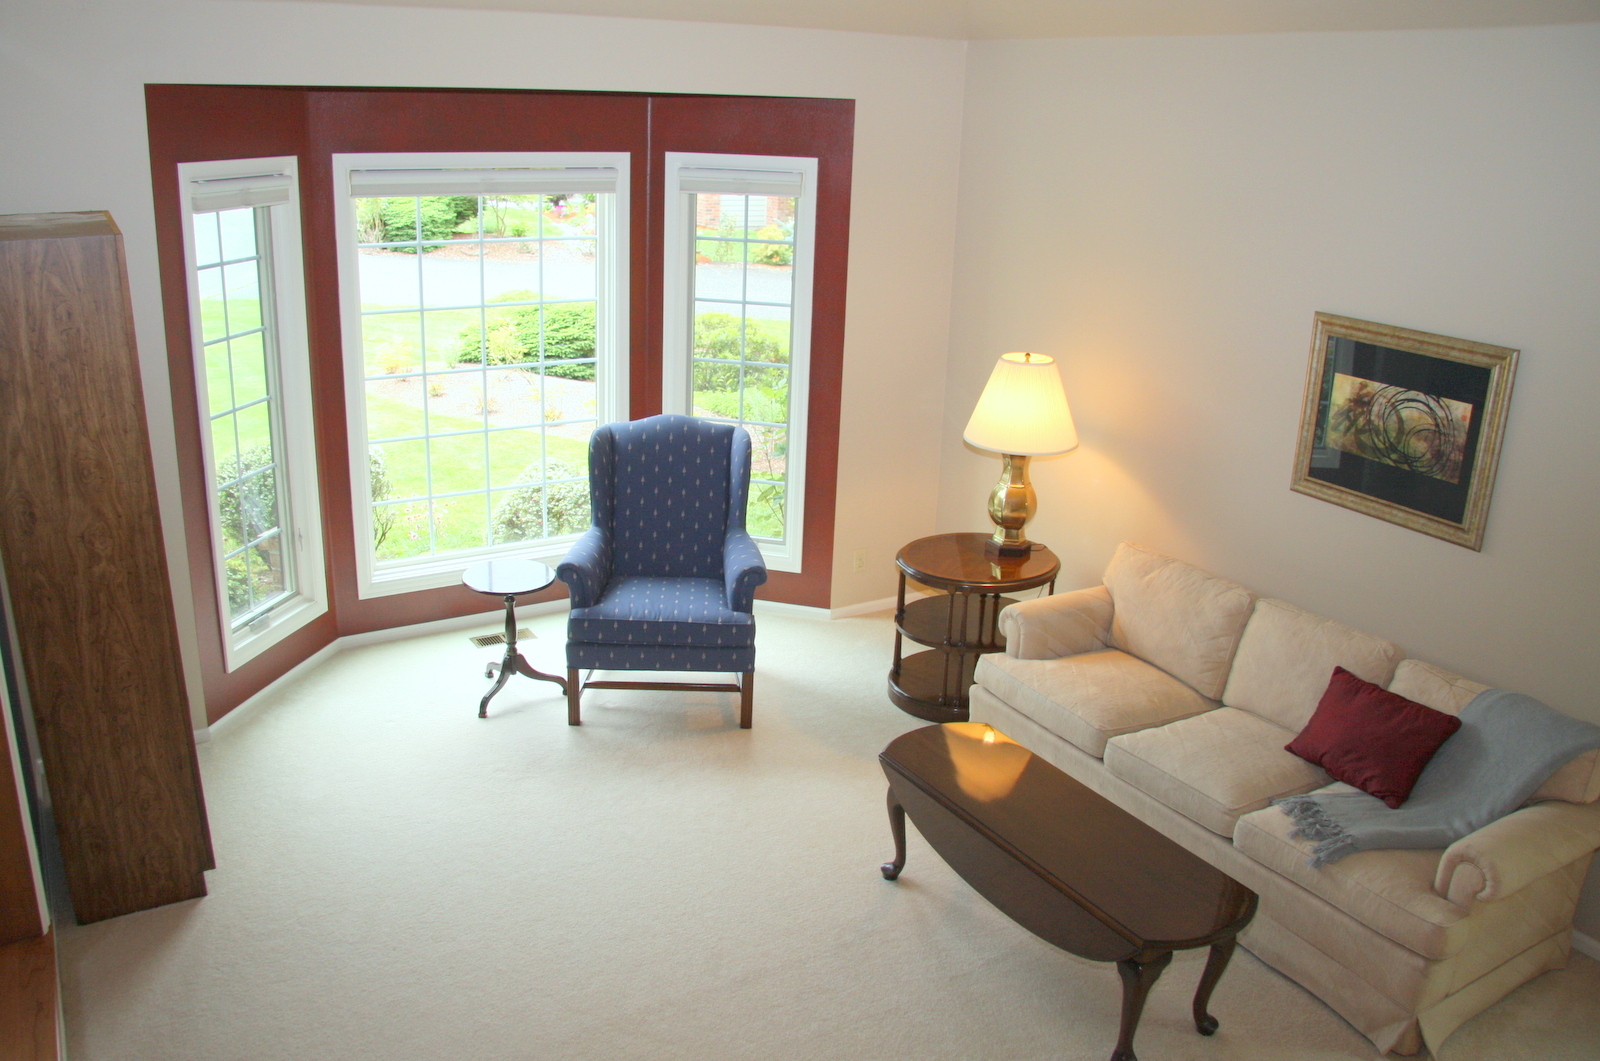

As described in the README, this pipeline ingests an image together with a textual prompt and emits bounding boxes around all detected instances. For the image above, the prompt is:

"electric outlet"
[853,548,866,572]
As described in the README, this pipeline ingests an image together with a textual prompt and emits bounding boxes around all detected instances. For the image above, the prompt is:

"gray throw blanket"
[1276,688,1600,867]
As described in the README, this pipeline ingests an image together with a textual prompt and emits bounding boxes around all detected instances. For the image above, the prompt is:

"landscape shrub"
[696,218,793,266]
[747,481,786,539]
[360,195,479,251]
[690,313,788,392]
[694,385,788,426]
[453,291,597,381]
[369,447,398,550]
[750,223,794,266]
[491,458,590,543]
[217,444,281,613]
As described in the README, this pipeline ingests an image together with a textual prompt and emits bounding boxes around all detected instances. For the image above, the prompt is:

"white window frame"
[178,156,327,671]
[662,152,816,573]
[332,151,630,599]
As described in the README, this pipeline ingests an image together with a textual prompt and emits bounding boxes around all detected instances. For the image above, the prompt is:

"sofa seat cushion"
[1103,707,1329,836]
[973,648,1214,758]
[1234,796,1471,960]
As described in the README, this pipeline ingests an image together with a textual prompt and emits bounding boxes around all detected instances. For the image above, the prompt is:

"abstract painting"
[1292,314,1518,550]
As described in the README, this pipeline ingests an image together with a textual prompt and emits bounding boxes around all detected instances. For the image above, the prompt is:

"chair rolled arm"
[998,585,1114,660]
[556,526,612,608]
[1434,798,1600,907]
[723,528,768,613]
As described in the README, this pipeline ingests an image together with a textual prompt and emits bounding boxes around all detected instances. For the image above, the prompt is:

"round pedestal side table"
[462,558,569,718]
[888,532,1059,723]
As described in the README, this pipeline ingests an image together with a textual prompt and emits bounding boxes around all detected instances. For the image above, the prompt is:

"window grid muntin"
[690,193,796,543]
[355,191,602,563]
[193,206,297,627]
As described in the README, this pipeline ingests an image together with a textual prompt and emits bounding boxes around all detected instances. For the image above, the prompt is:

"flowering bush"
[491,457,590,543]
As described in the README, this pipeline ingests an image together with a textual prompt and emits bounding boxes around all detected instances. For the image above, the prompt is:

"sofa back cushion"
[1103,542,1256,701]
[1389,658,1600,804]
[1221,598,1404,732]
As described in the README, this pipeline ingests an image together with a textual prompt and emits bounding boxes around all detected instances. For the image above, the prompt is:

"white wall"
[944,24,1600,932]
[0,0,965,687]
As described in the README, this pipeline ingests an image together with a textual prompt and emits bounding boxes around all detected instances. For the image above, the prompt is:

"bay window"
[331,153,630,598]
[662,154,817,572]
[178,156,326,670]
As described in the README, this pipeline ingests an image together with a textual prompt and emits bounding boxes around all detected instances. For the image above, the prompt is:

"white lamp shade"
[962,352,1079,456]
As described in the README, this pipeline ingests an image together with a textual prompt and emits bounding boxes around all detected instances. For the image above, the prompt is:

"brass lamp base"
[985,454,1036,557]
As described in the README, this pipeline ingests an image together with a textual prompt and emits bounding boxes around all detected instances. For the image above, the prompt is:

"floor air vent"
[470,629,534,648]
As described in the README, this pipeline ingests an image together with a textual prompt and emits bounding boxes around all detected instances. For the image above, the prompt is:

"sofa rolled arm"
[723,528,768,613]
[998,584,1114,660]
[556,526,612,609]
[1434,798,1600,907]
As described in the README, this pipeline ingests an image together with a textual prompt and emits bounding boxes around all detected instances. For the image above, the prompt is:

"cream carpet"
[57,609,1600,1060]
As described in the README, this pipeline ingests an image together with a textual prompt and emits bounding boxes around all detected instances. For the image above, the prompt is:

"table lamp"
[962,351,1078,557]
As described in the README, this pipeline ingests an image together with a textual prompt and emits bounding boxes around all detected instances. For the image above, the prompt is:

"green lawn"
[366,392,589,560]
[199,293,782,553]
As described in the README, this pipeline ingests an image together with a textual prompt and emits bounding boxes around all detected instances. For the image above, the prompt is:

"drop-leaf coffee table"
[879,723,1257,1061]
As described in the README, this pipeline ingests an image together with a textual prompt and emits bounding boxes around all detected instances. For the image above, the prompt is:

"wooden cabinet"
[1,650,58,1060]
[0,212,212,924]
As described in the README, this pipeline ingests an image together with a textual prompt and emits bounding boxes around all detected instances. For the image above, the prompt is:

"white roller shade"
[348,167,618,198]
[188,172,293,213]
[678,167,804,197]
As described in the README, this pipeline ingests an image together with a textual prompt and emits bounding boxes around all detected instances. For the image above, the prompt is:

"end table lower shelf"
[888,532,1059,722]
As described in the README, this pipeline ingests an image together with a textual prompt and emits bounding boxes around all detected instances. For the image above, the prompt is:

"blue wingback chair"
[556,414,768,727]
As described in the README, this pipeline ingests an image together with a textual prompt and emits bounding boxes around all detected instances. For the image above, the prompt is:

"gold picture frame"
[1291,313,1518,551]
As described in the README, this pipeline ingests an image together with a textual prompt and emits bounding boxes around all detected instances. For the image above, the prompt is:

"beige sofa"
[968,542,1600,1056]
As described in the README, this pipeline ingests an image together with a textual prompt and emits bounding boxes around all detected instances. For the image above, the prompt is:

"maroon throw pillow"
[1286,667,1463,809]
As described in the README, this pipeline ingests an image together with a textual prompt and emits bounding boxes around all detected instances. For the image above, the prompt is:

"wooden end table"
[880,723,1257,1061]
[889,532,1058,722]
[462,558,569,718]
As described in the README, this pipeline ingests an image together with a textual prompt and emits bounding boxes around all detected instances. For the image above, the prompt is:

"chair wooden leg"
[739,670,754,729]
[567,668,582,726]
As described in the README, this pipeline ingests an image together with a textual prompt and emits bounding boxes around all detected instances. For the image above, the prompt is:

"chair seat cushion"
[1103,707,1330,836]
[973,648,1216,758]
[568,576,754,648]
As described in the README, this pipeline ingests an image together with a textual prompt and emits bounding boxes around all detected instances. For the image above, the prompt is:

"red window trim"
[146,84,853,724]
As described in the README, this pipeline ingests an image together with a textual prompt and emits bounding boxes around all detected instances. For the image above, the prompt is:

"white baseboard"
[198,599,567,743]
[826,595,897,619]
[336,598,567,650]
[200,638,342,743]
[197,593,912,741]
[1573,929,1599,961]
[752,599,831,620]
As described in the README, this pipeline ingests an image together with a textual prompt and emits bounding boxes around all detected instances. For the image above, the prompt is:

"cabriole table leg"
[1111,950,1173,1061]
[1191,936,1237,1035]
[881,791,907,881]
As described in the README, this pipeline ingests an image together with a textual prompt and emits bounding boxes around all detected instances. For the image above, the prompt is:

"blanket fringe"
[1274,795,1358,868]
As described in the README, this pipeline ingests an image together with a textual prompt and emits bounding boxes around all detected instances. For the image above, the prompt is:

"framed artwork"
[1291,313,1518,550]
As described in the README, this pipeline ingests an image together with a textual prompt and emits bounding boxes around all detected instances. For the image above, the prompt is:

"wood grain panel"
[0,930,57,1061]
[0,672,44,945]
[0,213,211,923]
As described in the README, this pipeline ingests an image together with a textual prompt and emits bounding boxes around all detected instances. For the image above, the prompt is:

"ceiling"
[286,0,1600,39]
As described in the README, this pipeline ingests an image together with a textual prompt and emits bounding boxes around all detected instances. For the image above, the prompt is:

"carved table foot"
[881,790,907,880]
[1111,950,1173,1061]
[1192,937,1237,1035]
